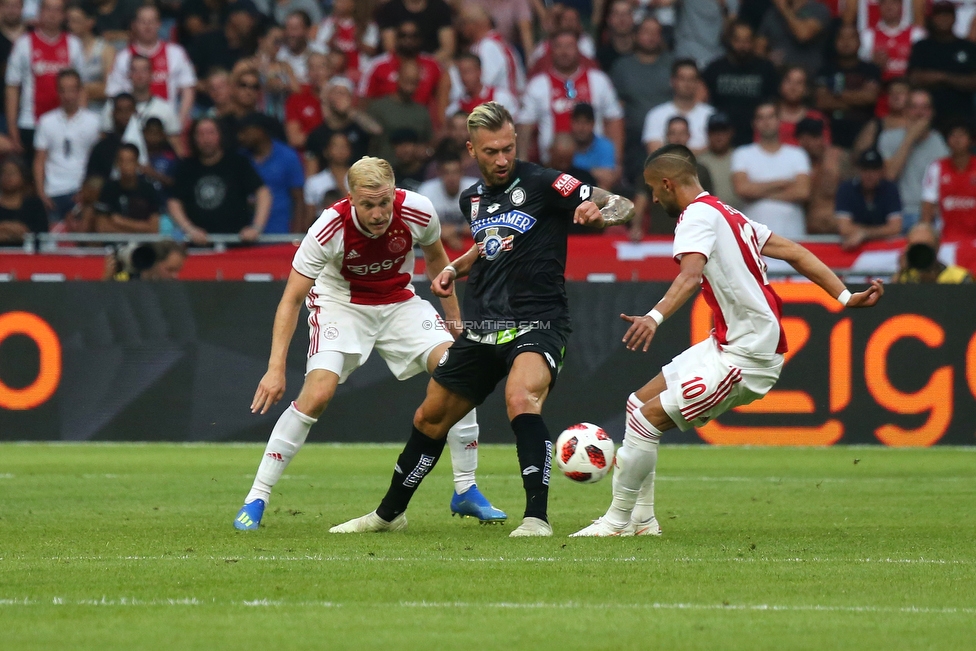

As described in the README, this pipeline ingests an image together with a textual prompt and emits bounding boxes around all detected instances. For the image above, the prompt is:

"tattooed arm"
[573,187,636,228]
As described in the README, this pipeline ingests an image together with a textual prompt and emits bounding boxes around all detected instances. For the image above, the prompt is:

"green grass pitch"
[1,443,975,650]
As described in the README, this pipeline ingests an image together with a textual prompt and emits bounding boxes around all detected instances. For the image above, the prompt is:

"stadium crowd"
[0,0,974,281]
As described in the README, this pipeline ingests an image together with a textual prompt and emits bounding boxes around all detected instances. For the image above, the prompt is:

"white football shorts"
[660,337,784,431]
[305,295,453,383]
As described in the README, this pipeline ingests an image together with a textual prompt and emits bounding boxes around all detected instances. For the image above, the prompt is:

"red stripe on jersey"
[400,207,431,224]
[316,221,342,245]
[399,215,429,229]
[132,42,170,100]
[700,276,729,346]
[693,195,788,355]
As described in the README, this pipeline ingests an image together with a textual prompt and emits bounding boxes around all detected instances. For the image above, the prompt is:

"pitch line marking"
[0,598,973,615]
[4,555,970,565]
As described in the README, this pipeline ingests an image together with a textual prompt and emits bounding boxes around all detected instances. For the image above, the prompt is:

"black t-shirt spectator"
[173,152,264,233]
[217,113,286,152]
[596,42,627,74]
[375,0,452,55]
[95,2,135,35]
[95,177,160,222]
[86,133,123,180]
[835,178,901,226]
[0,196,48,233]
[0,33,12,118]
[305,122,371,168]
[908,37,976,122]
[702,56,780,146]
[190,30,254,79]
[816,60,882,149]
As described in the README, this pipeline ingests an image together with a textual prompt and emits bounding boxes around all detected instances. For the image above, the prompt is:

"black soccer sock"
[511,413,552,522]
[376,426,447,522]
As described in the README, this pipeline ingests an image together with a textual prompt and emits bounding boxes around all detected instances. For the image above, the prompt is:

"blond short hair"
[347,157,395,193]
[467,101,514,135]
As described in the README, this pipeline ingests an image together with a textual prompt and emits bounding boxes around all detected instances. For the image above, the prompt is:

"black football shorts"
[432,327,569,405]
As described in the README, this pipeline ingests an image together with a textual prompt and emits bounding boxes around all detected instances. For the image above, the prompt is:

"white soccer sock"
[605,394,660,528]
[626,393,658,524]
[446,409,479,494]
[245,402,318,505]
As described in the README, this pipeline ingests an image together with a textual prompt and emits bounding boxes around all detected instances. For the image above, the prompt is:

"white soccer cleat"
[569,517,629,537]
[329,511,407,534]
[622,516,662,537]
[508,516,552,537]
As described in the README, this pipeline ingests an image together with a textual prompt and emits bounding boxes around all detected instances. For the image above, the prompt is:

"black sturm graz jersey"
[458,160,592,334]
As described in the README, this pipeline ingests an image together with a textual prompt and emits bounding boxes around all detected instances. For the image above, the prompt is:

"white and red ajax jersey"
[106,41,197,110]
[855,0,915,32]
[673,193,787,358]
[445,82,519,119]
[292,189,441,306]
[314,15,380,78]
[5,31,82,129]
[519,67,622,162]
[471,31,526,96]
[921,156,976,242]
[859,22,925,80]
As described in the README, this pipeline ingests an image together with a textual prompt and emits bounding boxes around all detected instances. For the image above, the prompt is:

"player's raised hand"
[620,313,658,352]
[573,201,603,227]
[845,279,885,308]
[432,268,455,298]
[251,369,286,414]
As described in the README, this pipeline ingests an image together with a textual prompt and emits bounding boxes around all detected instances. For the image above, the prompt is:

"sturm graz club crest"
[477,227,514,260]
[510,186,526,206]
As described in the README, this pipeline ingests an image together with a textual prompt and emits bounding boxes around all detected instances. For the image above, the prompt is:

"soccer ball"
[555,423,615,484]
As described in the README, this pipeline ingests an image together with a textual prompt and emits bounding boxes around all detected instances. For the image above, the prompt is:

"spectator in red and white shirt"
[359,21,449,128]
[5,0,82,159]
[517,29,624,164]
[284,52,331,150]
[457,3,526,97]
[921,122,976,242]
[846,0,924,32]
[312,0,378,84]
[859,0,926,82]
[777,65,832,145]
[105,5,197,127]
[445,53,519,120]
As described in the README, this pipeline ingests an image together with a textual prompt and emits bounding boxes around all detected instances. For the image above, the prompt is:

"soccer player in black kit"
[331,102,635,537]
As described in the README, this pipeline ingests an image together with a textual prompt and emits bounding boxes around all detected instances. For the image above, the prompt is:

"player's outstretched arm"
[251,269,316,414]
[761,233,884,308]
[621,253,707,352]
[431,243,478,298]
[573,187,635,228]
[422,240,463,338]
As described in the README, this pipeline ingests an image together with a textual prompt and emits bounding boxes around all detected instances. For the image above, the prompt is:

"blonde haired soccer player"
[234,157,506,530]
[571,144,884,537]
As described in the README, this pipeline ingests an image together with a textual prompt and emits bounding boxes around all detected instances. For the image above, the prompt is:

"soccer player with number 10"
[572,144,885,537]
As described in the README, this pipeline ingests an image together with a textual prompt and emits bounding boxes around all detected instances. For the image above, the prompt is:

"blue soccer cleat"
[233,499,266,530]
[450,485,507,523]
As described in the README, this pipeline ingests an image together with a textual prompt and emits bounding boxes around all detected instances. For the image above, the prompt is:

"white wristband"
[837,289,852,306]
[646,308,665,325]
[444,264,457,278]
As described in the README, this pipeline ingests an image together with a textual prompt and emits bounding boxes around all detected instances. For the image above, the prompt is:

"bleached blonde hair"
[467,101,514,135]
[347,157,395,193]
